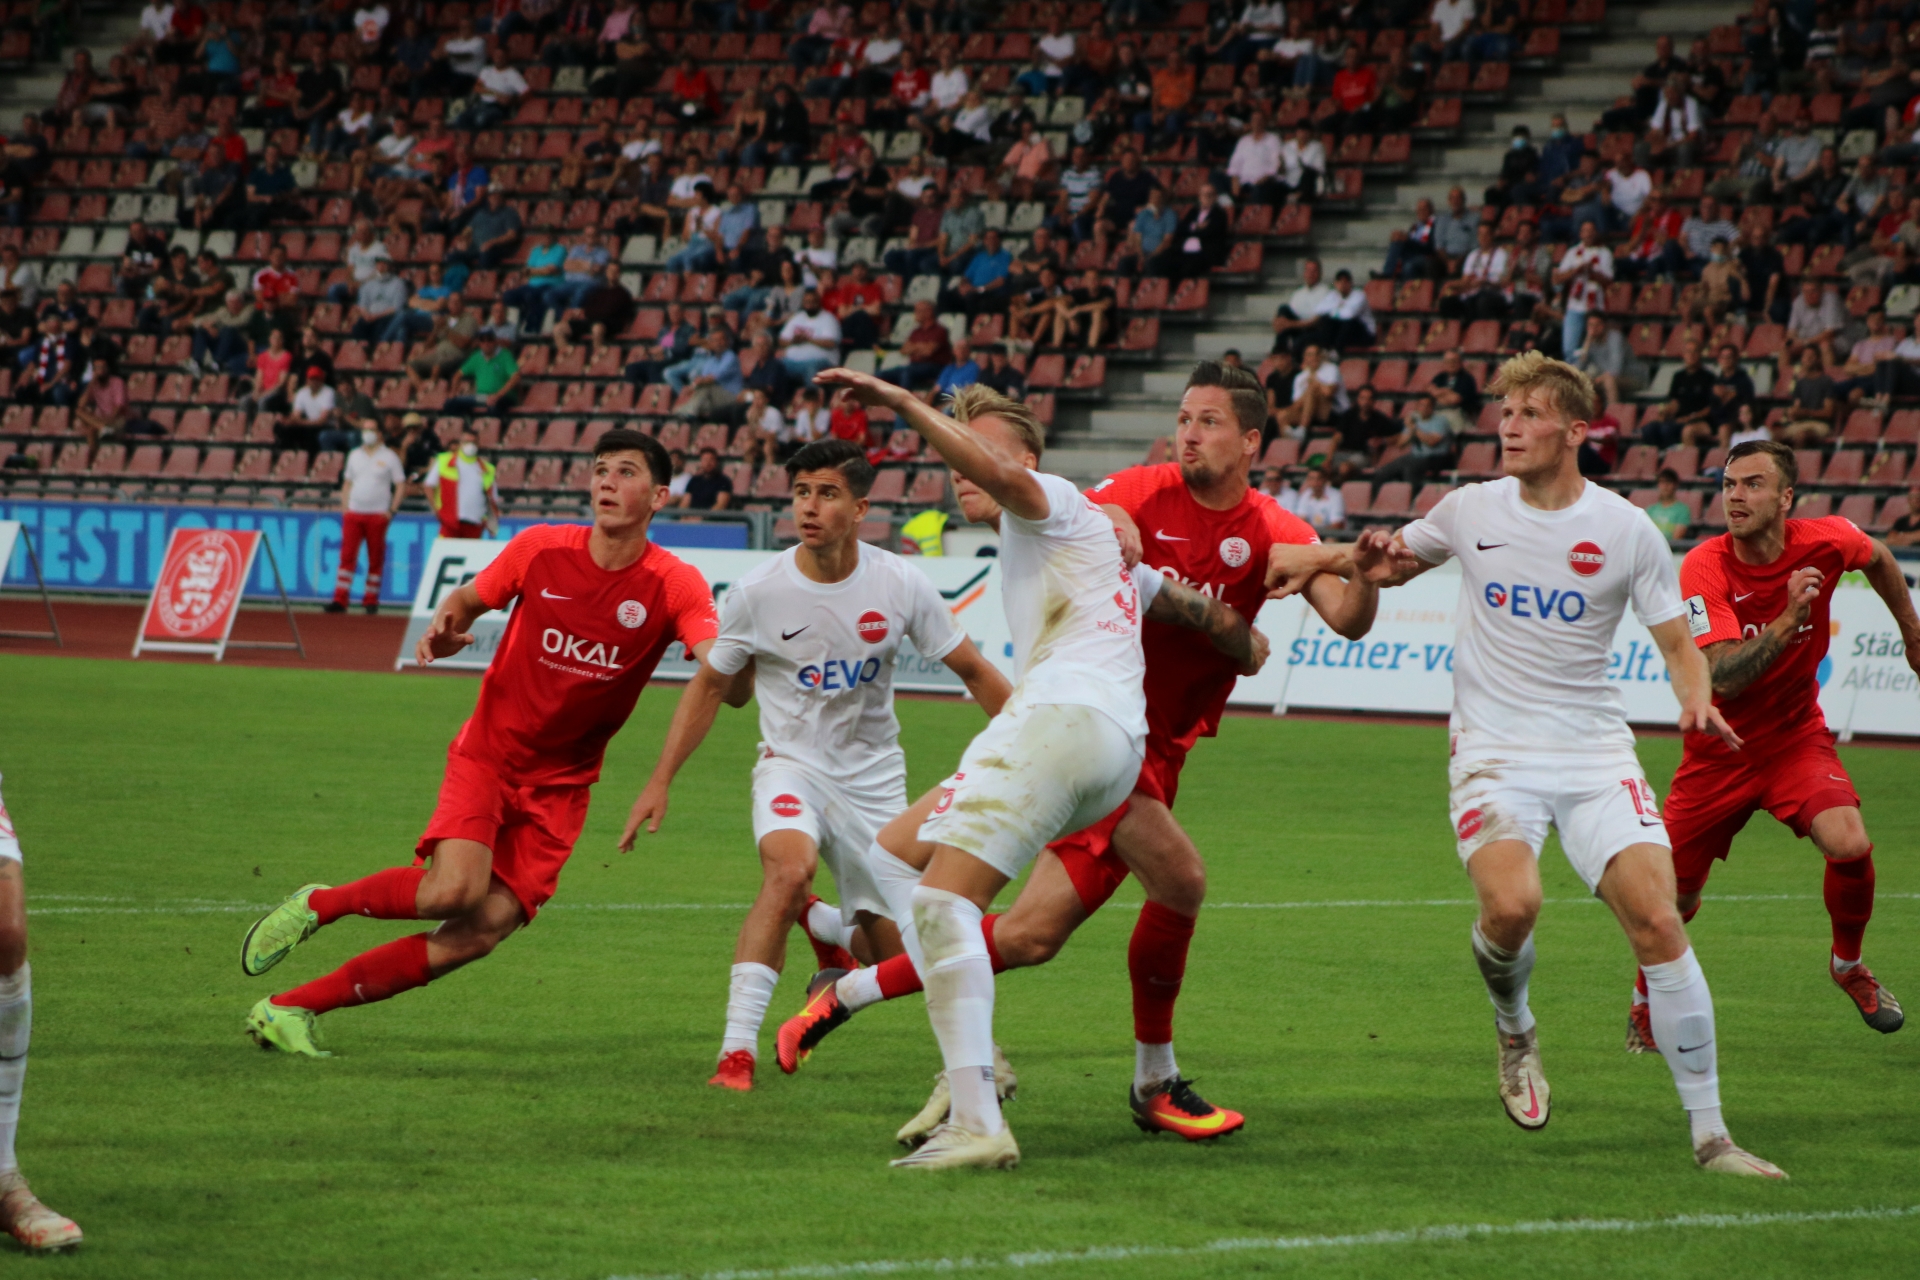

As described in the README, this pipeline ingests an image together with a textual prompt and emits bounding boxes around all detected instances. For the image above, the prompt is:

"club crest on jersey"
[541,628,622,669]
[770,794,804,818]
[856,610,890,643]
[1568,542,1605,577]
[616,599,648,628]
[1218,536,1251,568]
[1457,808,1484,839]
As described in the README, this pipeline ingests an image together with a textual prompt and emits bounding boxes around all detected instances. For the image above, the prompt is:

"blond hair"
[1488,350,1597,426]
[946,384,1046,460]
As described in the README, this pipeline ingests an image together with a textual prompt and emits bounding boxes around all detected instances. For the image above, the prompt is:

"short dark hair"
[593,427,671,485]
[1727,438,1797,489]
[1184,359,1266,435]
[1657,467,1680,484]
[785,437,876,496]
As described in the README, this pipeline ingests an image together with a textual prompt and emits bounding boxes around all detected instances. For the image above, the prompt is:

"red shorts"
[413,751,592,921]
[1665,732,1860,896]
[1047,736,1188,915]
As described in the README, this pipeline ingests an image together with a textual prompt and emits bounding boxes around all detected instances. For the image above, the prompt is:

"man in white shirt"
[1268,351,1786,1181]
[1313,268,1377,350]
[1278,124,1325,200]
[290,367,339,440]
[456,46,528,131]
[1290,342,1350,424]
[627,437,1012,1092]
[1270,256,1335,356]
[1292,465,1344,531]
[353,3,390,47]
[1644,81,1703,170]
[1442,223,1512,321]
[777,290,842,379]
[1553,219,1613,368]
[1037,15,1076,85]
[1431,0,1476,44]
[1582,156,1650,235]
[929,49,969,111]
[138,1,174,45]
[330,419,406,614]
[1225,110,1284,205]
[799,374,1148,1171]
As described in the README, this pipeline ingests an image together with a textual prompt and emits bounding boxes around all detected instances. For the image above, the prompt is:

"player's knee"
[416,875,489,919]
[1819,827,1873,863]
[997,917,1067,968]
[1151,859,1207,916]
[1480,894,1540,945]
[0,926,26,978]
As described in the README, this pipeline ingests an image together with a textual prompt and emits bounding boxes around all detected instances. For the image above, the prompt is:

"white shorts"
[1448,750,1669,893]
[919,698,1144,882]
[0,775,18,863]
[750,756,900,925]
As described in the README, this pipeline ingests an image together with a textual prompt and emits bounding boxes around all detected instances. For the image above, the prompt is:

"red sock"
[309,866,426,927]
[874,953,923,999]
[1129,901,1195,1045]
[981,912,1007,973]
[273,933,433,1016]
[1634,966,1648,999]
[1825,848,1875,963]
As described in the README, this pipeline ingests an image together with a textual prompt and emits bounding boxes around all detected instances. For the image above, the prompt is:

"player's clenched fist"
[1782,566,1824,624]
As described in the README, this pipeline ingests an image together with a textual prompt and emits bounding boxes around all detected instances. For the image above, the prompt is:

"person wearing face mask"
[331,419,409,614]
[430,428,499,539]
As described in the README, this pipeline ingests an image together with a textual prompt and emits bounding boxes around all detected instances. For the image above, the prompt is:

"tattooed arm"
[1703,564,1823,698]
[1147,574,1270,674]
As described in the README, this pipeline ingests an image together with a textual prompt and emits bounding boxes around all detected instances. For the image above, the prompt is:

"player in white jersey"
[0,778,82,1250]
[623,439,1012,1091]
[815,371,1148,1171]
[1269,352,1785,1179]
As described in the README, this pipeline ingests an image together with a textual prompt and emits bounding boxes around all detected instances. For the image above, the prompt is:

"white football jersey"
[1401,477,1685,755]
[708,542,967,786]
[999,470,1148,743]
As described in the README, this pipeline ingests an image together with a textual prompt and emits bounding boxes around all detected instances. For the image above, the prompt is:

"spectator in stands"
[1483,124,1541,210]
[445,328,521,415]
[1141,45,1196,151]
[250,243,301,331]
[881,299,953,390]
[1225,110,1285,206]
[429,426,499,537]
[324,91,377,160]
[0,290,34,365]
[1336,386,1400,482]
[1658,196,1739,281]
[180,140,239,231]
[1776,161,1848,247]
[501,229,565,335]
[1375,391,1455,486]
[347,256,410,344]
[1440,224,1511,321]
[1328,46,1377,137]
[999,118,1054,202]
[284,364,339,448]
[1641,76,1704,171]
[1839,155,1891,245]
[13,316,78,406]
[1056,267,1116,350]
[1290,343,1349,429]
[409,290,479,381]
[244,326,295,416]
[1258,466,1299,512]
[0,245,38,311]
[776,288,841,380]
[239,143,299,231]
[1871,310,1920,401]
[1429,347,1481,432]
[1786,277,1847,367]
[1008,266,1064,345]
[1832,306,1898,404]
[936,339,980,396]
[1270,257,1334,356]
[188,289,256,377]
[563,262,635,341]
[293,52,344,155]
[1738,221,1789,323]
[1593,153,1651,237]
[664,329,743,419]
[1711,113,1781,204]
[1667,338,1718,437]
[1771,116,1824,190]
[1293,466,1344,533]
[1703,342,1755,436]
[467,186,525,268]
[1554,219,1614,363]
[940,224,1012,316]
[73,356,129,450]
[1779,344,1839,445]
[549,229,613,314]
[1382,197,1439,280]
[826,260,886,351]
[1886,478,1920,545]
[980,343,1027,399]
[457,45,529,131]
[1124,183,1175,262]
[1154,184,1230,279]
[677,447,734,510]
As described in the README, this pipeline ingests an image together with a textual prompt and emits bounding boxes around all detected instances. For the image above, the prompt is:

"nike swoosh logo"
[541,588,571,600]
[1734,592,1755,602]
[1639,817,1665,827]
[1521,1080,1540,1120]
[1830,775,1849,782]
[1159,1106,1233,1130]
[1476,540,1507,550]
[1676,1043,1710,1054]
[781,626,810,641]
[1154,530,1189,541]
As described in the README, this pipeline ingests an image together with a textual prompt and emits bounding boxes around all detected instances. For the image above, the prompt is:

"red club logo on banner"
[150,530,253,640]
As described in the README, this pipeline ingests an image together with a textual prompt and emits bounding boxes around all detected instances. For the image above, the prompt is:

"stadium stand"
[1,0,1917,553]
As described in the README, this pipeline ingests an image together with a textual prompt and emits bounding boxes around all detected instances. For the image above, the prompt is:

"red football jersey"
[1088,464,1318,749]
[1680,516,1874,751]
[458,525,719,787]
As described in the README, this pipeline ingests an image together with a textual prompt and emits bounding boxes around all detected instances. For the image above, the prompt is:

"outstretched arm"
[620,638,727,847]
[815,366,1050,520]
[1700,565,1822,698]
[1861,539,1920,680]
[1149,574,1269,674]
[415,582,493,664]
[1651,615,1742,749]
[1265,528,1433,601]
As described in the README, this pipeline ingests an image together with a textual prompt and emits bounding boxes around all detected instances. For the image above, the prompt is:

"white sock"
[1643,947,1725,1140]
[720,961,779,1059]
[1688,1103,1728,1146]
[0,964,29,1175]
[1833,953,1862,973]
[804,898,857,950]
[1471,921,1537,1036]
[1135,1040,1178,1093]
[866,840,927,979]
[911,884,1002,1136]
[835,965,886,1013]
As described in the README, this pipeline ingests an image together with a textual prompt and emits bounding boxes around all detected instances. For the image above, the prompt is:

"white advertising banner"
[397,534,1920,738]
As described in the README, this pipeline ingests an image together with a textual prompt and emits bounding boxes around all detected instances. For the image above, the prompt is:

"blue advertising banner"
[0,500,748,604]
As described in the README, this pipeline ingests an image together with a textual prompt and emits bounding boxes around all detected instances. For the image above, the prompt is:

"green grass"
[3,652,1918,1279]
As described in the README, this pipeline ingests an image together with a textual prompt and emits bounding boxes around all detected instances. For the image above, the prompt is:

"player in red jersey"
[1626,439,1920,1050]
[237,429,733,1056]
[777,361,1382,1142]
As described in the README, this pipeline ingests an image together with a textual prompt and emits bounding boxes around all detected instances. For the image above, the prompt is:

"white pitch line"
[603,1204,1920,1280]
[24,893,1920,918]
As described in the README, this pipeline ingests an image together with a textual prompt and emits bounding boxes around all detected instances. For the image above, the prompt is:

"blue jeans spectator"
[455,99,510,131]
[381,308,438,345]
[1466,32,1512,63]
[1382,238,1436,279]
[663,356,702,391]
[880,360,944,388]
[721,283,775,312]
[192,325,252,374]
[317,425,357,452]
[1570,200,1628,236]
[780,354,833,381]
[664,238,718,273]
[1562,306,1587,360]
[884,245,941,277]
[738,139,805,169]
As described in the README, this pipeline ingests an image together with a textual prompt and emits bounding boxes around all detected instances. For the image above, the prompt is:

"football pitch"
[5,652,1919,1279]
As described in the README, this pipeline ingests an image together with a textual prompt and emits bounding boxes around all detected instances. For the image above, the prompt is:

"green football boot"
[240,883,328,977]
[245,997,331,1058]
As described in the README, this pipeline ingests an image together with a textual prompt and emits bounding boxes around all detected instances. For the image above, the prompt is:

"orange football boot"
[709,1049,756,1091]
[776,967,851,1074]
[1130,1077,1245,1142]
